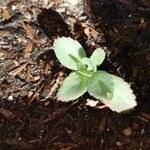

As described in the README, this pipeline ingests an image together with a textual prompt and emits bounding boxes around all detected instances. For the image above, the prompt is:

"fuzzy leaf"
[88,71,137,112]
[81,57,97,72]
[57,72,88,101]
[53,37,86,70]
[88,71,114,100]
[101,75,137,112]
[90,48,105,66]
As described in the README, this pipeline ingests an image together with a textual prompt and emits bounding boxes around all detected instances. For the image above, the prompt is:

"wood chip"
[9,62,29,76]
[122,127,133,136]
[141,112,150,120]
[44,61,50,75]
[13,60,19,66]
[43,0,49,5]
[88,26,99,38]
[0,30,10,38]
[0,108,16,119]
[28,91,37,106]
[84,27,90,37]
[22,22,35,39]
[81,22,99,38]
[24,41,33,58]
[0,49,12,58]
[44,101,50,106]
[45,71,64,99]
[1,9,11,20]
[32,75,41,81]
[28,91,33,98]
[140,128,145,134]
[42,108,68,123]
[68,16,77,23]
[26,64,31,81]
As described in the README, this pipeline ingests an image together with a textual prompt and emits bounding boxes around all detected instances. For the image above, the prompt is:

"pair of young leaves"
[53,37,137,113]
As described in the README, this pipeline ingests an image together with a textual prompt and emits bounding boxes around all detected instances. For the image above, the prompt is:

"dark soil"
[0,0,150,149]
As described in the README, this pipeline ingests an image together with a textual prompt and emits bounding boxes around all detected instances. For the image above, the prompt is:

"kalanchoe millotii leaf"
[88,71,114,100]
[53,37,86,70]
[57,72,89,101]
[88,71,137,113]
[81,57,97,72]
[100,74,137,113]
[90,48,105,67]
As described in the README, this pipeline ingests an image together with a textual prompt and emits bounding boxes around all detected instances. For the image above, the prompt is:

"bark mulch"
[0,0,150,149]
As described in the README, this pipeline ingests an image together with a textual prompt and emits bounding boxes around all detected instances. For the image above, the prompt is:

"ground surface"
[0,0,150,149]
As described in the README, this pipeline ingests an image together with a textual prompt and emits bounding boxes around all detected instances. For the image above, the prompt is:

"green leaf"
[100,75,137,113]
[88,71,114,100]
[53,37,86,70]
[90,48,105,66]
[88,71,137,112]
[81,57,97,72]
[57,72,88,101]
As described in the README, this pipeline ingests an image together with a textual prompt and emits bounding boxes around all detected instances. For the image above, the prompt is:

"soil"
[0,0,150,149]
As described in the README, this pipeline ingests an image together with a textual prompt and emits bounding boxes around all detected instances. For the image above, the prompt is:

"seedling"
[53,37,137,113]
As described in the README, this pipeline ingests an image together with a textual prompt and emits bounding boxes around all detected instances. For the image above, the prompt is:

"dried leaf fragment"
[9,62,29,76]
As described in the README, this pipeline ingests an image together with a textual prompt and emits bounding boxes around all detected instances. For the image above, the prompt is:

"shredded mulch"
[0,0,150,149]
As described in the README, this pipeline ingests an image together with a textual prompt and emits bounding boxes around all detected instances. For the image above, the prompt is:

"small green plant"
[53,37,137,113]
